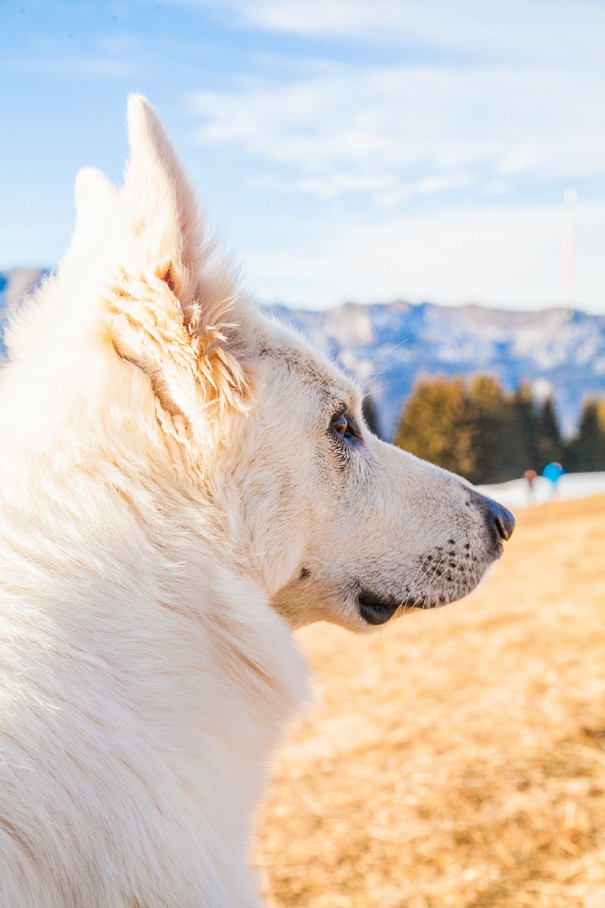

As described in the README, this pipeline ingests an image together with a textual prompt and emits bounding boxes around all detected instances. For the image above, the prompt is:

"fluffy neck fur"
[0,333,307,908]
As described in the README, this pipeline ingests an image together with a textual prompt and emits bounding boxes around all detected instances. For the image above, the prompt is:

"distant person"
[524,469,537,502]
[542,461,564,498]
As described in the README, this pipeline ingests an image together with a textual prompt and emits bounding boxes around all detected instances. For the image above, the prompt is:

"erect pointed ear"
[121,94,206,311]
[108,95,250,425]
[4,165,120,363]
[61,167,119,268]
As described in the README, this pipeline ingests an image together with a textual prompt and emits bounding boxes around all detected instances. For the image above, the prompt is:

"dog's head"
[9,96,513,631]
[223,322,514,629]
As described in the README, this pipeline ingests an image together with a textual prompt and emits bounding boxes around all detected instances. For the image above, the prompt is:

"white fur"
[0,96,510,906]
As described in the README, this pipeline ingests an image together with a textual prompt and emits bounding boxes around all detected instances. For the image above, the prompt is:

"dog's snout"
[469,489,515,542]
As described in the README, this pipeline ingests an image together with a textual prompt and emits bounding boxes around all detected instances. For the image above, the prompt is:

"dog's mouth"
[357,589,424,625]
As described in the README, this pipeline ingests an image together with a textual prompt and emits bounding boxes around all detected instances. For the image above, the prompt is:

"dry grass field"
[254,494,605,908]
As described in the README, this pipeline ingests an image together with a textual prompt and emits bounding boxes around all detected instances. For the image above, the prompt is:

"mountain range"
[2,267,605,439]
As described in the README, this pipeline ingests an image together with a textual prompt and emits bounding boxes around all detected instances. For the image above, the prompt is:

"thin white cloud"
[173,0,605,67]
[372,172,476,209]
[247,171,399,201]
[190,60,605,202]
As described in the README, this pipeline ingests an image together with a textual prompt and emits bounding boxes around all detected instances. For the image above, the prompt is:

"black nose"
[483,496,515,541]
[467,488,515,542]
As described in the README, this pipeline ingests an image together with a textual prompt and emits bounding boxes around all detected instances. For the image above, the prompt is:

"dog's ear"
[63,167,119,268]
[4,167,120,363]
[108,95,250,424]
[121,94,205,312]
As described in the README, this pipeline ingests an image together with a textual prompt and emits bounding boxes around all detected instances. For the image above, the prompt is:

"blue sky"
[1,0,604,311]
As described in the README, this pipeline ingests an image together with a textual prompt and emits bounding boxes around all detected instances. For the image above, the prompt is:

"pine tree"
[512,381,539,471]
[567,398,605,472]
[393,375,475,477]
[466,374,515,483]
[535,396,564,470]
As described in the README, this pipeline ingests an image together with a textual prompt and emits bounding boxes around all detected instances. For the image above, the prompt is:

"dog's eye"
[333,413,349,436]
[331,410,355,440]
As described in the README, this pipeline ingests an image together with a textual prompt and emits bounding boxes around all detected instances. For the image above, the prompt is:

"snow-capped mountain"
[2,268,604,439]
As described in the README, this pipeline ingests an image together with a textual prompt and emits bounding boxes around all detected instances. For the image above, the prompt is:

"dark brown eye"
[333,413,348,436]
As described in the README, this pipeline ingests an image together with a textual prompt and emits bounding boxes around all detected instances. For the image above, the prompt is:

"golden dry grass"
[254,495,605,908]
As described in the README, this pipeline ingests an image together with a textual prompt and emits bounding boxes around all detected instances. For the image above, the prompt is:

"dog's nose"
[482,495,515,541]
[468,489,515,541]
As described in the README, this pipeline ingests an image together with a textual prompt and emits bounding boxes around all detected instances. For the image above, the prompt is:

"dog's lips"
[357,589,419,625]
[357,581,479,623]
[358,594,397,625]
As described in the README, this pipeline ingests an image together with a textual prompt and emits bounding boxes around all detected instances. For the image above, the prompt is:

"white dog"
[0,97,514,907]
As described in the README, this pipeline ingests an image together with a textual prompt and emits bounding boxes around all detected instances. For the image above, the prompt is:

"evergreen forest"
[388,375,605,484]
